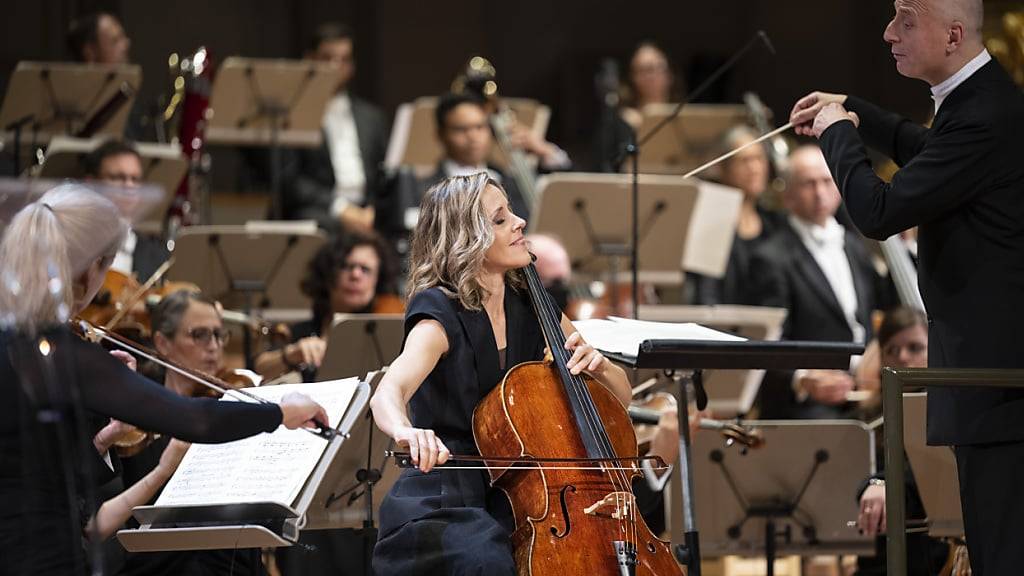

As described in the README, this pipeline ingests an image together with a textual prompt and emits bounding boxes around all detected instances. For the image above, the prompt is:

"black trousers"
[955,441,1024,575]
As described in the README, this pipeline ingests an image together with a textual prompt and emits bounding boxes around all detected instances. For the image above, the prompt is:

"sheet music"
[575,317,745,358]
[156,378,358,508]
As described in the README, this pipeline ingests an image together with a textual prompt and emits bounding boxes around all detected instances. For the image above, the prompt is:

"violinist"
[0,184,328,576]
[253,229,399,382]
[369,174,631,574]
[113,288,265,575]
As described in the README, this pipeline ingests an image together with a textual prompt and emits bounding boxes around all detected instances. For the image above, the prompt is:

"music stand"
[37,136,187,234]
[166,222,326,366]
[902,393,963,537]
[608,337,864,576]
[117,377,372,552]
[637,305,788,416]
[632,103,749,175]
[384,95,551,175]
[0,62,141,173]
[530,173,742,293]
[204,57,341,219]
[691,421,875,561]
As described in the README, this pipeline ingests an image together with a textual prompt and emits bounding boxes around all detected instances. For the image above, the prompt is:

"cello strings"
[527,265,636,546]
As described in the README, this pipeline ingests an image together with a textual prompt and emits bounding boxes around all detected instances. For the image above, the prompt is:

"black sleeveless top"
[403,285,546,454]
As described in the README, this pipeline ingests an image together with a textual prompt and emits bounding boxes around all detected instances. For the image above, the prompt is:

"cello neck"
[521,260,616,460]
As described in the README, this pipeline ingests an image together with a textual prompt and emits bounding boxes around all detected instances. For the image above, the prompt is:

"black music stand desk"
[608,338,864,576]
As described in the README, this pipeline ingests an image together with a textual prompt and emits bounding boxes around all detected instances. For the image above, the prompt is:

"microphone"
[758,30,776,56]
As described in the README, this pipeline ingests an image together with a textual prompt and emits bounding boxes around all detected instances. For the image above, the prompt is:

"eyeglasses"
[186,326,230,346]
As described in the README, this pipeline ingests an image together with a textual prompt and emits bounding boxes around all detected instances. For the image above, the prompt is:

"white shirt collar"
[931,49,990,114]
[788,215,844,248]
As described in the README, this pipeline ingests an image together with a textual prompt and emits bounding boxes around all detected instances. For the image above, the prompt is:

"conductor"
[790,1,1024,573]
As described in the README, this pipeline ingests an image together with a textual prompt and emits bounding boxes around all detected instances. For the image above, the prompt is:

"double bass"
[472,260,683,575]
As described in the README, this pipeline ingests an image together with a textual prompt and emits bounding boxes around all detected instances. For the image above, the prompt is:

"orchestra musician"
[279,22,389,234]
[853,307,949,576]
[593,41,678,172]
[111,289,266,575]
[418,92,561,222]
[792,0,1024,571]
[82,138,169,281]
[748,144,886,420]
[688,125,786,306]
[253,229,399,382]
[66,12,149,141]
[369,173,632,574]
[0,184,328,576]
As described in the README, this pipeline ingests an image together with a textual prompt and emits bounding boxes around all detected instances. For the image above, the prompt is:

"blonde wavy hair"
[0,184,129,334]
[406,173,523,310]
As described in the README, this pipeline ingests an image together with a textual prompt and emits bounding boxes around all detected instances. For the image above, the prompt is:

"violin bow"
[385,451,670,471]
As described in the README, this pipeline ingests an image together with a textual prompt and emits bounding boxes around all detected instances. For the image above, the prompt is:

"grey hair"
[406,173,522,311]
[0,184,129,334]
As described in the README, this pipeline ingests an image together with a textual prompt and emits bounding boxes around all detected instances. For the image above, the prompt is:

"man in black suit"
[750,145,884,420]
[281,22,388,233]
[791,0,1024,572]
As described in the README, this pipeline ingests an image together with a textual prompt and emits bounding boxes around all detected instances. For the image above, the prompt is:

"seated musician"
[852,307,948,575]
[253,229,399,381]
[111,288,266,575]
[749,144,887,419]
[369,174,632,574]
[0,184,326,576]
[279,22,389,234]
[593,41,678,172]
[689,125,787,305]
[419,92,566,223]
[67,11,149,140]
[82,138,170,281]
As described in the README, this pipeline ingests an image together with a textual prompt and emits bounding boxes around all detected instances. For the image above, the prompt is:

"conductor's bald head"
[883,0,986,85]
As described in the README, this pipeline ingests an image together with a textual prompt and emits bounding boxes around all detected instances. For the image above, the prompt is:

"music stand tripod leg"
[674,369,703,575]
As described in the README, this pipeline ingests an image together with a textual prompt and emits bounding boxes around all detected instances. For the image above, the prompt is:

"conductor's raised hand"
[812,103,860,138]
[279,392,330,431]
[790,91,848,136]
[394,426,450,473]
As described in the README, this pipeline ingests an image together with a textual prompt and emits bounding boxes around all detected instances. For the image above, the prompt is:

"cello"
[472,259,683,575]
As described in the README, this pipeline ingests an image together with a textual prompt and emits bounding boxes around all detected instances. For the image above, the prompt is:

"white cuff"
[641,456,673,492]
[792,368,810,403]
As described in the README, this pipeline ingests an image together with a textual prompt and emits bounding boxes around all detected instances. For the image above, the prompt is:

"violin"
[627,394,765,454]
[470,259,683,575]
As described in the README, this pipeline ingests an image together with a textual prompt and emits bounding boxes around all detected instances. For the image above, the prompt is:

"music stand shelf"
[118,376,374,552]
[634,340,863,371]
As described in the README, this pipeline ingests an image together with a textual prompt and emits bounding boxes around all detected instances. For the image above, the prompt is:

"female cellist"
[369,173,632,574]
[0,184,328,576]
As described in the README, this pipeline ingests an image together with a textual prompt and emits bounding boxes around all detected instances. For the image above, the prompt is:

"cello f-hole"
[550,484,576,538]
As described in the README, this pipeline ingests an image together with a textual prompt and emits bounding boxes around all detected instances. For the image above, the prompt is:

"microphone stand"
[618,31,775,320]
[613,32,776,576]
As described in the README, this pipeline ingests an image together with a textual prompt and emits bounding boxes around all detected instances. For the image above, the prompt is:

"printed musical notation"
[156,378,358,507]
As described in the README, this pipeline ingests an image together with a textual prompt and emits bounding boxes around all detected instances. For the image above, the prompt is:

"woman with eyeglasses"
[253,229,399,382]
[0,184,328,576]
[108,288,267,575]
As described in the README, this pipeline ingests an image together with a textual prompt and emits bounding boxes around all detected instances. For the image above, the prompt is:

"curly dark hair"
[301,230,398,327]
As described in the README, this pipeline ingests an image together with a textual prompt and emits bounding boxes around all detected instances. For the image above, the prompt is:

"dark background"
[1,0,1016,193]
